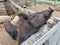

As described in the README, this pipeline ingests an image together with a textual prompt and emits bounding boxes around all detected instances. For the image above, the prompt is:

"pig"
[18,7,54,45]
[4,7,54,45]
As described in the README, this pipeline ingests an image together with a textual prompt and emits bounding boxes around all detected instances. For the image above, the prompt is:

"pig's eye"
[32,15,36,18]
[28,21,31,25]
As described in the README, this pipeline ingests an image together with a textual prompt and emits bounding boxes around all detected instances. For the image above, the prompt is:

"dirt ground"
[0,4,60,45]
[0,24,18,45]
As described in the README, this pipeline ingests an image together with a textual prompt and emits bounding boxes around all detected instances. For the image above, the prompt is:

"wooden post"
[34,0,36,6]
[54,0,57,6]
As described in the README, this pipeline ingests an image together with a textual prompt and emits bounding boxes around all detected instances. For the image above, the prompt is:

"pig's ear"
[18,13,28,20]
[44,7,54,19]
[49,7,52,10]
[49,7,54,12]
[4,21,18,40]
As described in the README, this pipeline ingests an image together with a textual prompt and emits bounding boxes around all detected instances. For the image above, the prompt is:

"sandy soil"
[0,4,60,45]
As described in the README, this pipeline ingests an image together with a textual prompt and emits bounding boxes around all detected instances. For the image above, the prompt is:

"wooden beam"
[0,0,4,1]
[8,0,36,14]
[0,16,11,23]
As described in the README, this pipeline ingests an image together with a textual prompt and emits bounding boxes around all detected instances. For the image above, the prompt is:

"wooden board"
[0,0,4,2]
[0,2,7,15]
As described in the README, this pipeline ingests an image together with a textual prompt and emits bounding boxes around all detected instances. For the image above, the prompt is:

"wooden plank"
[33,22,59,45]
[0,2,7,15]
[0,16,11,23]
[49,27,60,45]
[8,0,36,14]
[4,0,14,15]
[0,0,4,2]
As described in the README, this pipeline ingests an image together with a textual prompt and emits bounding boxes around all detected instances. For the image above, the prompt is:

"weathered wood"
[0,16,11,23]
[0,0,4,2]
[8,0,36,14]
[13,0,27,6]
[0,2,7,15]
[4,0,14,15]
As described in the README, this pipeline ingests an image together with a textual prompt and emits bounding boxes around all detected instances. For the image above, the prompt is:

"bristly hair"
[18,13,28,20]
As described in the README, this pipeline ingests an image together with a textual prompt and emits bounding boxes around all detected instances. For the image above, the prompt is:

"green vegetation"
[43,2,53,5]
